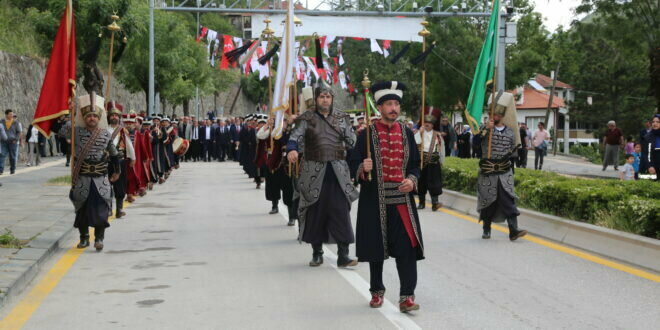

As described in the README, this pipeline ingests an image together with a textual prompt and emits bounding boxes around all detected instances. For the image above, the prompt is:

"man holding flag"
[464,0,526,241]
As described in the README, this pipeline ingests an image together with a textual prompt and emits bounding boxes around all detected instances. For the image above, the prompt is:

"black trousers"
[201,140,212,161]
[517,148,528,168]
[418,163,442,200]
[534,147,544,169]
[369,252,418,296]
[216,141,226,161]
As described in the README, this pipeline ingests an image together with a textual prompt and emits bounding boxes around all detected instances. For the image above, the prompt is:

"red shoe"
[399,296,419,313]
[369,290,384,308]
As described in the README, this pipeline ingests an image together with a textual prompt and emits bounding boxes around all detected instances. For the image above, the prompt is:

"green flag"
[465,0,500,133]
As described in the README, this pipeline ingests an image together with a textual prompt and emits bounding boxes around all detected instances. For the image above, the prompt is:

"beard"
[109,118,119,125]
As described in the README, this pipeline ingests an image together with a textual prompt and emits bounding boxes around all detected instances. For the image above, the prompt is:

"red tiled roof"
[535,74,574,89]
[515,87,565,110]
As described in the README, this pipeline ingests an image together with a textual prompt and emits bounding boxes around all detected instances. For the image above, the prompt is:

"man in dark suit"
[215,119,231,161]
[199,119,215,162]
[229,117,242,161]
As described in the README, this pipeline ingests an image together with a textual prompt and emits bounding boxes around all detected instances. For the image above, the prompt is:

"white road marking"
[279,204,422,330]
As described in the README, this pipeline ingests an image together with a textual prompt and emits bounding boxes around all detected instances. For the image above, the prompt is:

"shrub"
[442,158,660,239]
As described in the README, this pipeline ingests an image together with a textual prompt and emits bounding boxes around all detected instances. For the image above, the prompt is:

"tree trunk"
[651,47,660,113]
[183,100,190,117]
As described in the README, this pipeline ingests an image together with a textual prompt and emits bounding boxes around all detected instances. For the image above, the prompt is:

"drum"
[173,137,190,156]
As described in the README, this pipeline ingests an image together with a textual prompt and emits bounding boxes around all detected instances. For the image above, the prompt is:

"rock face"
[0,51,256,130]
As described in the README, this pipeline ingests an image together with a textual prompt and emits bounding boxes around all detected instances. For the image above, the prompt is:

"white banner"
[271,1,296,139]
[252,15,423,42]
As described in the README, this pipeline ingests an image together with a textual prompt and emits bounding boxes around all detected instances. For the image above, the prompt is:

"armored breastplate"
[304,112,345,162]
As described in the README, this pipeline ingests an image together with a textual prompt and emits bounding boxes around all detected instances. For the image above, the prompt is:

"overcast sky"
[532,0,584,32]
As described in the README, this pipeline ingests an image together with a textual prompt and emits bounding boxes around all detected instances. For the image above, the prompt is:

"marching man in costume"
[477,92,527,241]
[286,81,359,268]
[106,101,135,219]
[415,107,445,211]
[70,94,120,252]
[350,81,424,313]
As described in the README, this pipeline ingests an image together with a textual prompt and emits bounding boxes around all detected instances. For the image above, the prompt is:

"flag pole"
[104,13,121,103]
[486,1,501,160]
[362,70,372,182]
[418,20,431,169]
[263,18,275,154]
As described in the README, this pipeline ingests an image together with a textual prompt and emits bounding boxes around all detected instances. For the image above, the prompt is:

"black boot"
[269,200,279,214]
[94,227,105,251]
[337,243,358,268]
[431,196,442,212]
[507,216,527,241]
[309,244,323,267]
[287,205,296,226]
[482,220,491,239]
[417,197,425,210]
[77,228,90,248]
[115,201,125,219]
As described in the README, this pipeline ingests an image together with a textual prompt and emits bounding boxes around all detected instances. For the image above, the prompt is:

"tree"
[577,0,659,111]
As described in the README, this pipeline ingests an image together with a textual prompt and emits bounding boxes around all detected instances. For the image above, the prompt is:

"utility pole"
[149,0,155,115]
[544,63,560,154]
[196,0,201,119]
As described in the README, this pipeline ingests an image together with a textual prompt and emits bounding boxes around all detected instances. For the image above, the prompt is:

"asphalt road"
[1,161,658,329]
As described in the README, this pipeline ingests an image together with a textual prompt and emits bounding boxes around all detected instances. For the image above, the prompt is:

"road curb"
[439,189,660,273]
[0,225,73,308]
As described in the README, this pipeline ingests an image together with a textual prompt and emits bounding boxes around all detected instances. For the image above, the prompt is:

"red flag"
[32,0,76,137]
[196,26,208,43]
[220,35,235,70]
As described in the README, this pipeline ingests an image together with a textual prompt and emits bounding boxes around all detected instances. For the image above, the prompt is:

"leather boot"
[507,216,528,241]
[417,197,425,210]
[431,196,442,212]
[482,220,491,239]
[287,205,296,226]
[399,296,420,313]
[269,201,279,214]
[337,243,358,268]
[77,228,90,249]
[309,244,323,267]
[370,290,385,308]
[115,202,125,219]
[94,227,105,251]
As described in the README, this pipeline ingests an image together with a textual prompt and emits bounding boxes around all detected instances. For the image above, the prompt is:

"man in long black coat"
[350,81,424,313]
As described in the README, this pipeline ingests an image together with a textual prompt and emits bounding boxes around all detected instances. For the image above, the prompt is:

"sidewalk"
[0,156,74,305]
[524,152,619,179]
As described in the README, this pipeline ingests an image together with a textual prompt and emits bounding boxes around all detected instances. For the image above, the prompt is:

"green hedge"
[442,158,660,239]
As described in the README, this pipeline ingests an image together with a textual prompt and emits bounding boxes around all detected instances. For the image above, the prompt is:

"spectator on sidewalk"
[639,119,652,173]
[619,154,635,181]
[646,114,660,181]
[58,115,72,167]
[439,117,457,157]
[457,125,472,158]
[632,143,641,180]
[532,122,549,170]
[517,122,529,168]
[25,124,45,167]
[0,109,22,175]
[624,136,635,154]
[602,120,623,171]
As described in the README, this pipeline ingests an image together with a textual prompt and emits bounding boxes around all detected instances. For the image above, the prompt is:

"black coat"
[198,126,215,142]
[349,123,424,262]
[229,124,241,142]
[216,126,231,144]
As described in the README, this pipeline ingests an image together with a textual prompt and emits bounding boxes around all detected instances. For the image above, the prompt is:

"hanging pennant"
[196,26,208,43]
[411,41,436,65]
[370,39,383,54]
[338,71,347,89]
[382,40,391,58]
[258,42,280,65]
[219,35,235,70]
[390,42,411,64]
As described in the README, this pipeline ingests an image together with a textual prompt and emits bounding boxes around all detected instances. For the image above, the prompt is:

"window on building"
[526,116,545,130]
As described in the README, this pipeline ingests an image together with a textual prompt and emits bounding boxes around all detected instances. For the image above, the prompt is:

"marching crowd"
[0,81,658,313]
